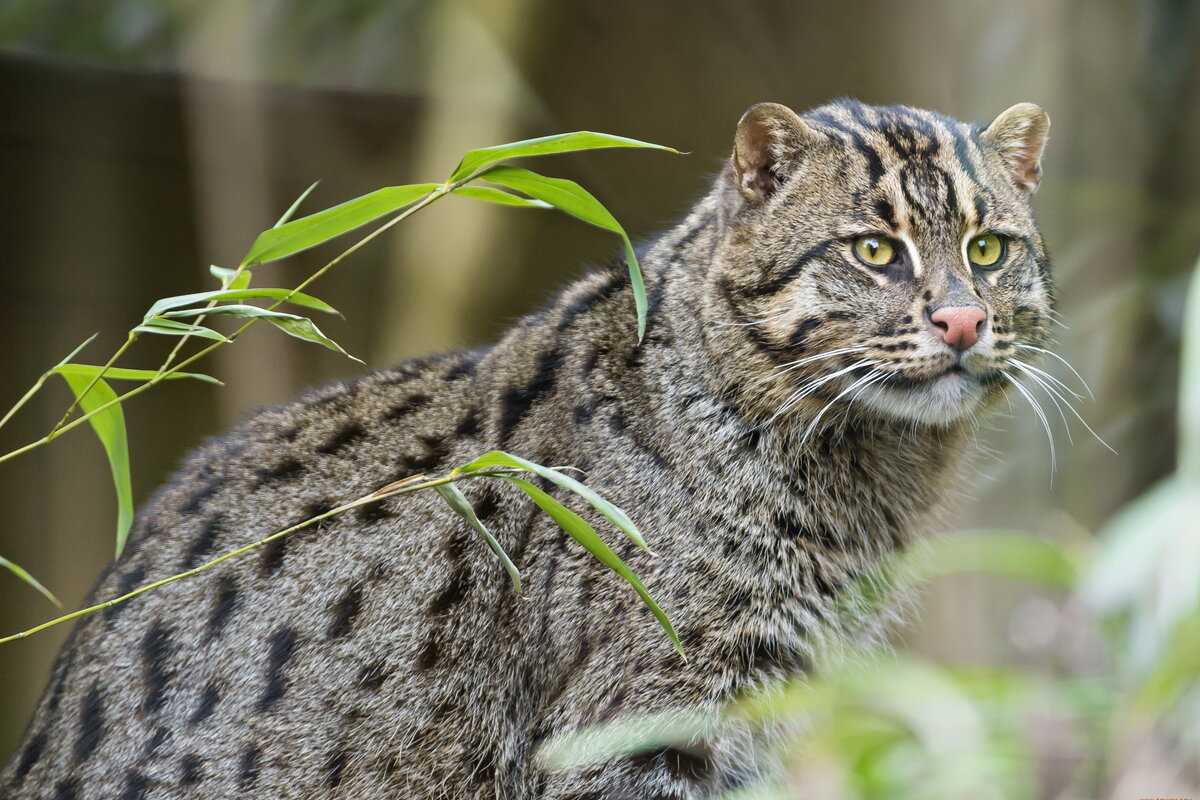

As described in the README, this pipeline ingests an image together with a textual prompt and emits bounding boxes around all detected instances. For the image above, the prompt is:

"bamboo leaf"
[451,185,552,208]
[53,372,133,556]
[496,474,681,657]
[145,288,337,321]
[0,555,61,608]
[133,319,230,344]
[45,334,98,374]
[274,181,320,228]
[455,450,648,551]
[209,265,252,290]
[242,183,439,266]
[903,530,1081,589]
[262,314,362,363]
[449,131,678,183]
[477,166,646,340]
[435,483,521,592]
[53,363,220,384]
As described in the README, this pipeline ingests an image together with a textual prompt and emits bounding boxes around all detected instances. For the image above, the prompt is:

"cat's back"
[3,349,539,798]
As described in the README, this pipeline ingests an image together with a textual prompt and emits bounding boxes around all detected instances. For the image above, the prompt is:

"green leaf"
[0,555,61,608]
[53,363,220,385]
[478,166,647,340]
[451,185,552,208]
[435,483,521,592]
[133,319,230,343]
[536,709,716,770]
[455,450,648,551]
[242,183,440,266]
[54,372,133,556]
[209,265,252,290]
[265,316,360,362]
[144,288,338,321]
[903,530,1080,589]
[496,474,682,657]
[449,131,678,183]
[274,181,320,228]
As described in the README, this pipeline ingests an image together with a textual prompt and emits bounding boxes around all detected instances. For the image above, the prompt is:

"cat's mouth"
[853,358,1000,425]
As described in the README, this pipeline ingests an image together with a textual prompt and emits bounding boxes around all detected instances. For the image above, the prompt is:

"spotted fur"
[4,99,1053,798]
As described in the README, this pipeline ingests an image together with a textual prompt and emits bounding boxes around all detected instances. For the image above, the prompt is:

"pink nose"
[929,306,986,350]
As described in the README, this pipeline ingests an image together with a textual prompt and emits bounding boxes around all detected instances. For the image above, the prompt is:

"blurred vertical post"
[377,0,540,361]
[181,0,296,421]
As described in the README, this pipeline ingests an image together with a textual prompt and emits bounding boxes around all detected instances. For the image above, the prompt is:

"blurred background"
[0,1,1198,796]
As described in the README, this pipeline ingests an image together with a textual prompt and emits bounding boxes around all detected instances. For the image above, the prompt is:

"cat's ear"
[732,103,822,204]
[982,103,1050,193]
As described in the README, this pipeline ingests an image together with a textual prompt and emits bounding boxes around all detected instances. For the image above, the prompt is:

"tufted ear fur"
[981,103,1050,193]
[732,103,822,204]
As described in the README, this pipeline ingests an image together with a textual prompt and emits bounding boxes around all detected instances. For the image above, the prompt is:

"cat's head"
[709,99,1053,428]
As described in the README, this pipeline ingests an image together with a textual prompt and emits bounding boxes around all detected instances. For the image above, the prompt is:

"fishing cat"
[4,99,1052,799]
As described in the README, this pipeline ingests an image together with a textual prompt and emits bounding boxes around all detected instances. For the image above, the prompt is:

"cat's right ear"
[732,103,821,204]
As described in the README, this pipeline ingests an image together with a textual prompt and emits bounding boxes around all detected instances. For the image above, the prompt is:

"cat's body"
[4,99,1052,799]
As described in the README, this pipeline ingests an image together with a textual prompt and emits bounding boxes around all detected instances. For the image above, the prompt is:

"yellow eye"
[853,236,896,267]
[966,233,1006,268]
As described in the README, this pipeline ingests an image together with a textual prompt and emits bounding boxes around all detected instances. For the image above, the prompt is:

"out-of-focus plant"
[541,256,1200,798]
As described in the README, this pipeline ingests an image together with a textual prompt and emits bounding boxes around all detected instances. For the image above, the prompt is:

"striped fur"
[4,99,1054,799]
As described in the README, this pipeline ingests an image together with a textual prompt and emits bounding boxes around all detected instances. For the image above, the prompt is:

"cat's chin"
[857,371,988,426]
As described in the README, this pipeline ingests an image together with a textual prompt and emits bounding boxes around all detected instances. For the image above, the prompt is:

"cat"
[4,98,1052,799]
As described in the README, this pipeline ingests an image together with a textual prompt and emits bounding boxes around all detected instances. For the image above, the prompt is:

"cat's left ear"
[732,103,823,204]
[982,103,1050,193]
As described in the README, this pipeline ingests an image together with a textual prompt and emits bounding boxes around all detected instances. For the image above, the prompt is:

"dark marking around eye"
[499,348,565,444]
[317,421,366,455]
[874,199,897,228]
[974,195,988,226]
[74,685,105,764]
[237,745,261,789]
[182,515,223,570]
[189,682,220,727]
[141,621,173,714]
[328,584,364,640]
[384,393,431,421]
[258,627,298,712]
[744,240,837,299]
[120,771,151,800]
[180,754,203,785]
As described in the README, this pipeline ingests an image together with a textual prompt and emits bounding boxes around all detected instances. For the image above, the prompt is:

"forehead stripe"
[807,111,886,186]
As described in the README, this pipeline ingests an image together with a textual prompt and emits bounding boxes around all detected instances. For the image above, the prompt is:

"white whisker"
[799,371,887,447]
[1010,343,1095,399]
[762,359,877,428]
[1008,360,1074,445]
[747,346,869,390]
[1008,359,1117,455]
[1000,371,1056,474]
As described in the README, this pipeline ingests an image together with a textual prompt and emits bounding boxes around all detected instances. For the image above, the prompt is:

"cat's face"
[715,100,1054,428]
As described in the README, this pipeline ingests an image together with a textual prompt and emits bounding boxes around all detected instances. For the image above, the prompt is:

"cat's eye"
[966,233,1006,268]
[853,236,897,267]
